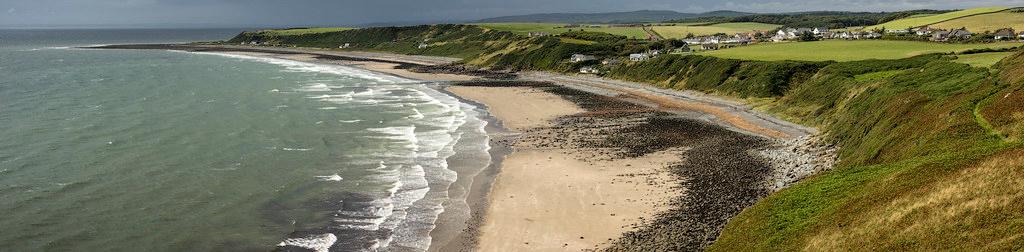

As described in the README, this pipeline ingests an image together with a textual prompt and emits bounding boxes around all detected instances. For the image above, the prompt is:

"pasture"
[931,11,1024,33]
[261,27,354,36]
[865,7,1010,30]
[700,40,1022,62]
[474,23,649,38]
[652,22,781,38]
[954,52,1014,67]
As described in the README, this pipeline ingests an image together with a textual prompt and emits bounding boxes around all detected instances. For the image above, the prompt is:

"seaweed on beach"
[467,81,776,251]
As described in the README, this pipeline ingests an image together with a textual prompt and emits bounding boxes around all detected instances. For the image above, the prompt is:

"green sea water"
[0,30,491,251]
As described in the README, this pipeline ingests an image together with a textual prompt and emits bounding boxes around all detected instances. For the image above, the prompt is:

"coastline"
[90,44,835,251]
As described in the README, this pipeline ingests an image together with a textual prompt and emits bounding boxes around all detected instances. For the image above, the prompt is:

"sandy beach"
[448,86,683,251]
[90,45,835,251]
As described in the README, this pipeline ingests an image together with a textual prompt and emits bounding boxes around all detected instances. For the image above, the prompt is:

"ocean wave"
[189,51,412,83]
[276,233,337,252]
[315,174,343,182]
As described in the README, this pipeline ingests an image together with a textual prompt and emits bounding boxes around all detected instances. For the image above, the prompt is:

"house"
[701,43,720,50]
[886,28,911,34]
[579,66,600,74]
[602,58,622,66]
[812,27,829,35]
[527,32,551,37]
[948,28,973,40]
[629,53,650,62]
[914,26,944,36]
[570,54,597,63]
[995,28,1017,40]
[863,31,882,39]
[338,43,352,49]
[418,43,430,49]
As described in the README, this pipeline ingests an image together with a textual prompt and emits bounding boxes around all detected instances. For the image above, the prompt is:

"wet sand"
[448,86,683,251]
[90,44,835,251]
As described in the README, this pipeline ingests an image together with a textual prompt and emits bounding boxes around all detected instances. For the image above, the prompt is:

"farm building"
[527,32,551,37]
[579,66,600,74]
[995,28,1016,40]
[570,54,597,63]
[629,53,650,62]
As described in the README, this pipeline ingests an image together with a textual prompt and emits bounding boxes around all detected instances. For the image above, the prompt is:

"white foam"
[338,119,363,123]
[276,233,337,252]
[282,147,312,151]
[189,51,412,83]
[316,174,343,182]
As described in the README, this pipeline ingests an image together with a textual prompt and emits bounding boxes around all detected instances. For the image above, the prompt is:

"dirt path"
[520,72,816,140]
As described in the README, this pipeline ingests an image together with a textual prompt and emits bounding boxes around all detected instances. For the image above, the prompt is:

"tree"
[799,31,818,41]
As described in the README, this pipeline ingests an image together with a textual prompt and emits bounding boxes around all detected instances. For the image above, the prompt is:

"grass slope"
[709,50,1024,251]
[866,7,1010,30]
[955,52,1014,67]
[261,27,354,36]
[474,23,649,38]
[700,40,1022,62]
[931,11,1024,32]
[652,22,781,38]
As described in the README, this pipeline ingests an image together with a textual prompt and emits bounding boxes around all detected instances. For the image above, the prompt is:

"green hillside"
[931,10,1024,32]
[226,24,1024,250]
[709,49,1024,252]
[652,22,781,38]
[474,23,649,38]
[866,7,1010,30]
[700,40,1021,62]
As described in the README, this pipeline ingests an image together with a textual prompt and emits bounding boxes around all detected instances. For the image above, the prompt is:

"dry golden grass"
[804,149,1024,251]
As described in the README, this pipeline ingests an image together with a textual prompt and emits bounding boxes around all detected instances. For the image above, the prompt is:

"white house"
[418,43,430,49]
[527,32,551,37]
[570,54,597,63]
[995,28,1017,40]
[579,66,600,74]
[629,53,650,62]
[339,43,352,49]
[812,27,829,35]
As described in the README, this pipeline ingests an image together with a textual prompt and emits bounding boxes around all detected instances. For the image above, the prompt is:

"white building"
[629,53,650,62]
[570,54,597,63]
[579,66,600,74]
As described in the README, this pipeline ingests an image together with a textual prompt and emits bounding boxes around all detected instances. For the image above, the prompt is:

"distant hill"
[663,10,953,29]
[865,7,1010,30]
[476,10,753,24]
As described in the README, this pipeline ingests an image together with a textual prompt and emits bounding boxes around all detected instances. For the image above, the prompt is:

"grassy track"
[262,27,354,36]
[474,23,649,38]
[931,11,1024,32]
[652,22,781,38]
[476,22,778,39]
[700,40,1022,61]
[955,52,1014,67]
[865,7,1010,30]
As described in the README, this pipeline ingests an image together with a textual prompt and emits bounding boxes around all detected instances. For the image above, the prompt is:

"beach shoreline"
[89,44,836,251]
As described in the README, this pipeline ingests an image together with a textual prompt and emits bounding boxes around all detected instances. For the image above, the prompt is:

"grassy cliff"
[228,25,1024,250]
[709,49,1024,251]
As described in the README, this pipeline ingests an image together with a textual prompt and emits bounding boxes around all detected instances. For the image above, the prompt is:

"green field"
[475,22,778,39]
[474,23,649,38]
[931,11,1024,32]
[651,22,781,38]
[261,27,354,35]
[954,52,1014,67]
[866,7,1010,30]
[700,40,1022,61]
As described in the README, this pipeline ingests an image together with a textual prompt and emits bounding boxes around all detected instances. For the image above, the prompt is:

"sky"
[2,0,1023,28]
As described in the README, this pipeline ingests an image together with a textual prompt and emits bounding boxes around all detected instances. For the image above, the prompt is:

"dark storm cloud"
[2,0,1024,27]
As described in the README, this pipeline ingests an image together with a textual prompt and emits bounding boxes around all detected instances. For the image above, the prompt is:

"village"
[566,24,1022,74]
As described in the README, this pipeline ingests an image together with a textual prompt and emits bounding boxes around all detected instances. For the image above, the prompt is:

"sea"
[0,29,492,251]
